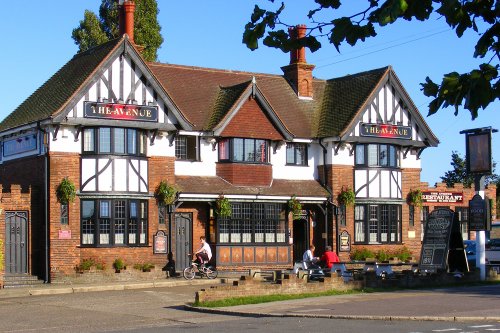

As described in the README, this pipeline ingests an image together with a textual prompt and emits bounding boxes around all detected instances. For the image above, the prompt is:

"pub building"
[0,1,448,283]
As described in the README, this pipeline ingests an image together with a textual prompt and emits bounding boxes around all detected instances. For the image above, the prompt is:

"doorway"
[5,211,28,274]
[174,213,192,272]
[293,217,309,262]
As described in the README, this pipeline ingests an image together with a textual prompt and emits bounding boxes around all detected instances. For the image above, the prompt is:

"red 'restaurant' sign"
[422,191,463,203]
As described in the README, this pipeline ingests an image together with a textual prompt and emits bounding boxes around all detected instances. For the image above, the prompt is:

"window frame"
[286,142,308,166]
[355,143,400,168]
[354,204,402,244]
[60,203,69,225]
[82,127,147,156]
[217,202,287,245]
[80,198,148,247]
[175,135,199,161]
[218,138,269,164]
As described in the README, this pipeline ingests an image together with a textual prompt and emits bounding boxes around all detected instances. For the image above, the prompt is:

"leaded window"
[355,144,400,168]
[80,199,148,247]
[217,202,286,244]
[354,204,402,244]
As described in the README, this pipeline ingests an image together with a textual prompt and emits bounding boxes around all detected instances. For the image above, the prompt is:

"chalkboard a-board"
[419,208,454,272]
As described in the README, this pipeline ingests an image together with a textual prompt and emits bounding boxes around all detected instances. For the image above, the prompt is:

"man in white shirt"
[194,236,212,266]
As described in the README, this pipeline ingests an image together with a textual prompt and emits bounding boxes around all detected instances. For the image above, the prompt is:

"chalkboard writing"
[469,194,487,231]
[419,208,454,272]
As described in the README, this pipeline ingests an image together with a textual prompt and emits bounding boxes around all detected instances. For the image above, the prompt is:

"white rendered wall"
[272,142,318,180]
[175,140,217,176]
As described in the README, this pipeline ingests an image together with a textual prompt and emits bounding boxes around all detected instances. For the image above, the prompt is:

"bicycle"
[183,254,218,280]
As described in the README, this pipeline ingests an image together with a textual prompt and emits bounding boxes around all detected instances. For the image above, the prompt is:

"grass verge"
[193,288,374,308]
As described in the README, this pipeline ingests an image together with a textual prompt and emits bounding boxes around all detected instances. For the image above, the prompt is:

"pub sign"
[468,194,490,231]
[360,123,412,140]
[84,101,158,122]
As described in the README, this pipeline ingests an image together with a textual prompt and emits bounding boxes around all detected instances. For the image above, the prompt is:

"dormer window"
[218,138,268,163]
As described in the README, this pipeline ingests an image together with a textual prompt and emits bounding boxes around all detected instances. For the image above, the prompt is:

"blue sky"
[1,1,499,185]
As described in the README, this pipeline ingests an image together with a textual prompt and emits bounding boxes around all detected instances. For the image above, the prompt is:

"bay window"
[354,204,401,244]
[218,138,268,163]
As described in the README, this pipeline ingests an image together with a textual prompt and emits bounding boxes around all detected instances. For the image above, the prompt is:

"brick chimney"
[281,25,315,99]
[118,0,135,43]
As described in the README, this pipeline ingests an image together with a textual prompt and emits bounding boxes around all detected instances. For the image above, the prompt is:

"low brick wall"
[195,272,363,303]
[195,269,489,304]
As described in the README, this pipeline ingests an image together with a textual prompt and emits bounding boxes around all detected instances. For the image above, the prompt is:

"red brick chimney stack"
[119,0,135,43]
[281,25,315,99]
[289,24,307,64]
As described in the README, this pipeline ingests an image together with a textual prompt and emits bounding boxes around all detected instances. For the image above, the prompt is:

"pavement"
[1,274,499,323]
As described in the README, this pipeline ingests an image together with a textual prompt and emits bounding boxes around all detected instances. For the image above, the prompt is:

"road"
[0,284,499,333]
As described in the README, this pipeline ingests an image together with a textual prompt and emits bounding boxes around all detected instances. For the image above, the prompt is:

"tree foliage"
[243,0,500,119]
[440,151,498,187]
[72,0,163,62]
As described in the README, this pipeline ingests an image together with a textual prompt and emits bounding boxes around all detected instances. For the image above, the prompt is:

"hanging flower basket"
[288,195,302,219]
[407,189,423,207]
[154,181,178,206]
[215,195,231,218]
[338,186,355,207]
[56,177,76,204]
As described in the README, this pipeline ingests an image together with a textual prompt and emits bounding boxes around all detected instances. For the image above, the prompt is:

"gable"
[220,97,284,140]
[0,36,191,134]
[341,69,438,147]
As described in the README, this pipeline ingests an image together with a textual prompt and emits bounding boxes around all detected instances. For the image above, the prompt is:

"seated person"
[302,245,319,270]
[320,246,340,270]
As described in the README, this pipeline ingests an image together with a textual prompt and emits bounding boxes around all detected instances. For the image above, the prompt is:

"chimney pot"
[120,0,135,43]
[282,25,315,99]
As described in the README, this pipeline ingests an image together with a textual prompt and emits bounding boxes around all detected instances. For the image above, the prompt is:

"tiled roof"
[175,175,329,198]
[205,81,251,130]
[148,64,320,138]
[0,38,122,132]
[315,67,388,138]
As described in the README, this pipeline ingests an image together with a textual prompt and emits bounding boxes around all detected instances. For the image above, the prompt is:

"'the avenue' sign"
[422,191,464,203]
[359,123,412,140]
[84,102,158,122]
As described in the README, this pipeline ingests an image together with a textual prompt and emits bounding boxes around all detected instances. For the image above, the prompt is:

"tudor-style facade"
[0,2,451,283]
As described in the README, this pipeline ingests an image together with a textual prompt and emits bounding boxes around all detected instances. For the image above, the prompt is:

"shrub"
[338,186,355,206]
[288,195,302,219]
[350,248,375,261]
[56,177,76,204]
[154,180,178,205]
[216,195,232,218]
[113,258,125,270]
[79,258,95,271]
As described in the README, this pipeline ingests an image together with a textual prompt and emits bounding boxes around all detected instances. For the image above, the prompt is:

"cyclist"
[194,236,212,268]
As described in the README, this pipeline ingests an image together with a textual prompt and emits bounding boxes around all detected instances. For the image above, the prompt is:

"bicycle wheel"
[183,266,196,280]
[205,266,218,279]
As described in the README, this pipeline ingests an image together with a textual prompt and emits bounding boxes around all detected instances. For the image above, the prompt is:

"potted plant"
[288,195,302,219]
[338,186,355,207]
[113,258,125,273]
[154,180,178,206]
[407,189,423,207]
[56,177,76,204]
[142,263,155,272]
[215,195,231,218]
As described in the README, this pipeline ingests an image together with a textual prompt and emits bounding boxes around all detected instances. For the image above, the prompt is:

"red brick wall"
[48,152,82,278]
[221,98,284,140]
[0,185,32,284]
[281,63,315,98]
[216,163,272,186]
[321,164,424,262]
[48,154,177,280]
[0,156,45,278]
